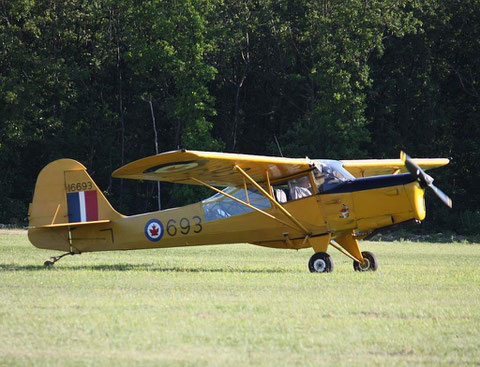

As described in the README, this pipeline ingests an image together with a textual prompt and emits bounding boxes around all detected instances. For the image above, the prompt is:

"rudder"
[28,159,122,228]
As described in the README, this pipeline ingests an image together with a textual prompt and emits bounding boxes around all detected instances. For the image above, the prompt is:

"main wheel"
[43,260,54,267]
[308,252,334,273]
[353,251,378,271]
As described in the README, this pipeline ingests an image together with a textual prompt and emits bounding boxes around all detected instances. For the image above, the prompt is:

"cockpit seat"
[290,186,311,200]
[275,189,287,203]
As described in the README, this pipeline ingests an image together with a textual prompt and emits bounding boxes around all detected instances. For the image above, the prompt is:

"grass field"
[1,230,479,366]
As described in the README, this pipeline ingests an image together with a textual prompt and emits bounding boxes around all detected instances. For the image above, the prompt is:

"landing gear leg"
[308,252,334,273]
[353,251,378,272]
[43,252,76,267]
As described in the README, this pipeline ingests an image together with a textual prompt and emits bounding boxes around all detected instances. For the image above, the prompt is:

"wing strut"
[189,177,301,232]
[234,165,311,235]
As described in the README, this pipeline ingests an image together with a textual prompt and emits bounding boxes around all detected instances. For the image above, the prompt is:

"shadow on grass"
[0,263,293,274]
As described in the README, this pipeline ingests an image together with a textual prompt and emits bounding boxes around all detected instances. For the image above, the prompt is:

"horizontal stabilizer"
[30,219,111,229]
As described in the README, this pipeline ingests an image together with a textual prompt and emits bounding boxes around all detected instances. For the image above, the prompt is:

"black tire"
[353,251,378,271]
[308,252,334,273]
[44,260,54,267]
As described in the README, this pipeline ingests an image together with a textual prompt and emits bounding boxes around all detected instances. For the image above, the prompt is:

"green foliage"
[0,0,478,233]
[459,211,480,235]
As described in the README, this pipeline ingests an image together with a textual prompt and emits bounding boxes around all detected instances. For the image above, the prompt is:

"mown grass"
[1,230,479,366]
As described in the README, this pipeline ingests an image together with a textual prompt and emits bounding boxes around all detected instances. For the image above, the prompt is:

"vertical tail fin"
[28,159,122,228]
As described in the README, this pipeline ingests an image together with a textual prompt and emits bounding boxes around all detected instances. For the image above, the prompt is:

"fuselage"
[28,173,425,253]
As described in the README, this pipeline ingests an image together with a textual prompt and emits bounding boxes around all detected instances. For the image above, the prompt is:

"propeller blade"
[401,151,433,186]
[400,151,452,208]
[428,184,453,208]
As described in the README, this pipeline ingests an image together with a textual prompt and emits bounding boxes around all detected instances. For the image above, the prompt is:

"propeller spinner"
[400,151,452,208]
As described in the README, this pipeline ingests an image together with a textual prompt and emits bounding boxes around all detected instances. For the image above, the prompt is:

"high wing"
[112,150,314,186]
[341,158,450,178]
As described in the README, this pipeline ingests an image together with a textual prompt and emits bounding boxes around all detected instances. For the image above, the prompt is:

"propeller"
[400,151,452,208]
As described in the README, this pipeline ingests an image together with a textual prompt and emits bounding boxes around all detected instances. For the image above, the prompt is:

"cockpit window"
[202,186,271,221]
[272,174,313,202]
[288,176,313,200]
[202,160,354,221]
[313,160,354,193]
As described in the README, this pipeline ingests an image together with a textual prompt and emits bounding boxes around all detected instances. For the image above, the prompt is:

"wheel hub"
[313,259,327,272]
[359,258,371,271]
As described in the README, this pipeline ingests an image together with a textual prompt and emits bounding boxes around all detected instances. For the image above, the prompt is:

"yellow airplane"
[27,150,452,272]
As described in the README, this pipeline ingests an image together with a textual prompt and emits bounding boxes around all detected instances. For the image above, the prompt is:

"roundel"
[153,162,199,174]
[145,219,164,242]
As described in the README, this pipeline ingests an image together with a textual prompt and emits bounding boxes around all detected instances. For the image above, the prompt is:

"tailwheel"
[353,251,378,272]
[43,252,76,267]
[308,252,334,273]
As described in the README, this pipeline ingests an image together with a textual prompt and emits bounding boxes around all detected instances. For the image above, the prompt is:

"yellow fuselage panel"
[351,181,425,231]
[352,185,412,219]
[316,193,356,232]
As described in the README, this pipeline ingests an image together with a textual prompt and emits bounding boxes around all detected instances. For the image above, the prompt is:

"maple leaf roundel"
[144,219,164,242]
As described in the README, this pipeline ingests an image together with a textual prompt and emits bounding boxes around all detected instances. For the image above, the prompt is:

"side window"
[288,176,313,200]
[202,186,271,221]
[273,175,313,202]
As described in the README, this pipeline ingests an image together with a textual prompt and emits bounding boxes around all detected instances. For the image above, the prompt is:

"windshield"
[313,160,355,193]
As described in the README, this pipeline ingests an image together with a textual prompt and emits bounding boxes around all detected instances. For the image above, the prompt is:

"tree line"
[1,0,478,234]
